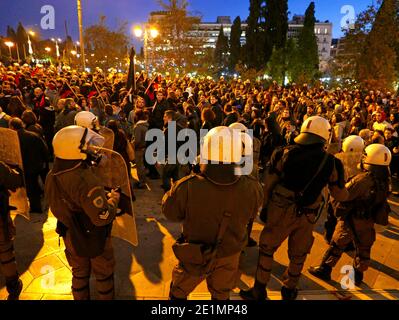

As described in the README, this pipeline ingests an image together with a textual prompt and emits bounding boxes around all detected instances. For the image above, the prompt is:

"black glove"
[260,207,268,223]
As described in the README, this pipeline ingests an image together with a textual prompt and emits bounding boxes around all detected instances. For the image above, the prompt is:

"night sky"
[0,0,374,45]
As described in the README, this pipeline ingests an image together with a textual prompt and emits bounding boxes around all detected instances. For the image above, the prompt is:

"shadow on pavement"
[132,218,165,285]
[0,213,45,293]
[369,259,399,282]
[112,238,136,300]
[238,247,334,292]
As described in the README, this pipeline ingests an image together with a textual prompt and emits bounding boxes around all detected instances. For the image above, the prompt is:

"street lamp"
[134,27,143,38]
[150,29,159,39]
[76,0,86,70]
[133,25,159,73]
[27,31,35,56]
[51,38,62,59]
[5,41,14,59]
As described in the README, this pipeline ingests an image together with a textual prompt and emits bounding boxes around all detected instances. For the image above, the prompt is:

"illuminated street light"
[133,26,143,38]
[45,47,51,53]
[51,38,61,58]
[150,28,159,39]
[27,31,35,56]
[5,41,14,48]
[77,0,86,70]
[5,41,15,58]
[71,50,77,56]
[133,25,159,72]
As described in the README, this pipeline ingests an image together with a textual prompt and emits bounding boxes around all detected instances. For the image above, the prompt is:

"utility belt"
[172,212,231,277]
[272,184,323,224]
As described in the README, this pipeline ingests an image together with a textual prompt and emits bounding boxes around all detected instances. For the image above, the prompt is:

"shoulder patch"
[93,196,105,209]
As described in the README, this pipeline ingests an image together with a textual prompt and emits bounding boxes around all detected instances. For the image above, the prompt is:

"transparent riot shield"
[335,152,363,181]
[93,147,138,246]
[0,128,30,220]
[99,127,115,150]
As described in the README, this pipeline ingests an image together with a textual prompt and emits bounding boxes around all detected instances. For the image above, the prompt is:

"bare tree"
[150,0,205,74]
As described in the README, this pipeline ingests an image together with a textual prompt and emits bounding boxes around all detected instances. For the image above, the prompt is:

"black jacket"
[17,129,49,175]
[149,99,169,130]
[211,104,224,127]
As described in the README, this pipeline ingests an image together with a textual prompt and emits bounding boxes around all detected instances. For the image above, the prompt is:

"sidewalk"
[1,178,398,300]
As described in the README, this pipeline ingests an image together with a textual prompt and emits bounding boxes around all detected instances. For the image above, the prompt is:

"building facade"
[188,15,332,68]
[188,16,247,49]
[147,13,333,70]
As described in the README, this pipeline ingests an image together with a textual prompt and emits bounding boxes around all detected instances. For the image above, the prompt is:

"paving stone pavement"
[0,170,398,300]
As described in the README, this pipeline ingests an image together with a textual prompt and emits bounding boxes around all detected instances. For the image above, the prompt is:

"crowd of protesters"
[1,61,399,213]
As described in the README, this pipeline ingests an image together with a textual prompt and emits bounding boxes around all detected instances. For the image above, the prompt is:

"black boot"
[7,278,23,301]
[354,269,364,286]
[308,264,332,282]
[281,286,298,300]
[239,281,267,301]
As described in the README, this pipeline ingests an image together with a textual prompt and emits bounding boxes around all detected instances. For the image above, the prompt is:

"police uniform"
[45,160,118,300]
[255,144,347,297]
[162,165,263,300]
[242,114,350,301]
[324,151,363,243]
[0,161,24,299]
[309,169,390,284]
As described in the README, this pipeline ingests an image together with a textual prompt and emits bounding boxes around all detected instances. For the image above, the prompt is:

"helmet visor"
[81,128,105,152]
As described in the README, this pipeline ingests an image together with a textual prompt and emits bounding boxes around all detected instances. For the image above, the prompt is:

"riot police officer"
[162,126,263,300]
[74,111,115,149]
[74,111,100,131]
[240,116,348,301]
[309,144,392,286]
[230,122,261,247]
[45,125,120,300]
[325,135,365,243]
[0,161,24,300]
[336,136,365,180]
